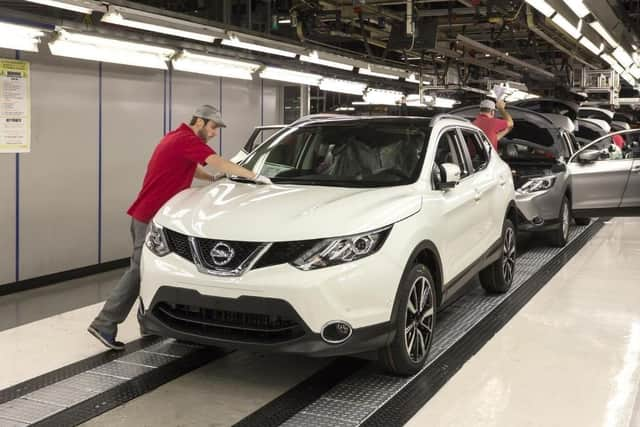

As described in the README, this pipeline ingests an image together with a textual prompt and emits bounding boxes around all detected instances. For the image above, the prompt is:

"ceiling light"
[621,72,636,86]
[300,50,356,71]
[590,21,618,48]
[259,67,321,86]
[0,22,45,52]
[552,15,582,39]
[363,88,403,105]
[172,50,260,80]
[49,30,174,69]
[525,0,555,18]
[613,47,634,68]
[24,0,94,14]
[319,78,366,95]
[579,37,604,55]
[562,0,589,18]
[629,65,640,80]
[101,7,223,43]
[601,53,625,74]
[222,34,300,58]
[358,67,401,80]
[421,95,460,109]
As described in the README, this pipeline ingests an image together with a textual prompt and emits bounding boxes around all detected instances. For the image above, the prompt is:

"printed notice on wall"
[0,59,30,153]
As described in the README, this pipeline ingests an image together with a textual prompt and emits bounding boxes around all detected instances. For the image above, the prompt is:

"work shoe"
[88,326,125,351]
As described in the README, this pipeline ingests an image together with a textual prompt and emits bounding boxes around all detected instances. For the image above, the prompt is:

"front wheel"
[480,218,516,294]
[548,196,570,247]
[380,264,436,376]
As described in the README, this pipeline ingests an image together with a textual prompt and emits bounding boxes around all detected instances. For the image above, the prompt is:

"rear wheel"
[380,264,436,376]
[480,219,516,294]
[548,196,570,247]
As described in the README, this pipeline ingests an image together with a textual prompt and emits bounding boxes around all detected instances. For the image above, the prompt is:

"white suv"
[139,115,517,375]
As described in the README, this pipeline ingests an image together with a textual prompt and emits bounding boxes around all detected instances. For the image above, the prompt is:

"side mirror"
[439,163,461,189]
[577,149,600,163]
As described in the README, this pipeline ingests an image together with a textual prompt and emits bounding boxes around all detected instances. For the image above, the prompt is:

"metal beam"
[431,48,523,79]
[456,34,556,79]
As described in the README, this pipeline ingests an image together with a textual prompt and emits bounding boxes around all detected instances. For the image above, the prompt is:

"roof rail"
[430,114,470,125]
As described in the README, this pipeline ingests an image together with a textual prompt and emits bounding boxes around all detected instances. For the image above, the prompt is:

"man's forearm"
[499,107,514,128]
[194,166,214,181]
[206,155,256,179]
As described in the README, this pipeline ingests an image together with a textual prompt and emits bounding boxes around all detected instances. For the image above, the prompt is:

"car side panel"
[569,159,633,209]
[621,159,640,207]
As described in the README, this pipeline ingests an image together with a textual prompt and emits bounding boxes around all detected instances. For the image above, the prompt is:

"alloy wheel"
[404,276,434,363]
[562,201,570,241]
[502,226,516,285]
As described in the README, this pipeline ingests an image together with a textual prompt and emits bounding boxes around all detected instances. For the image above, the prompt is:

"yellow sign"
[0,59,30,153]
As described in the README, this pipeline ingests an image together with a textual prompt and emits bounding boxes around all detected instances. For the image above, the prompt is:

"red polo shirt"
[473,114,509,150]
[127,123,216,223]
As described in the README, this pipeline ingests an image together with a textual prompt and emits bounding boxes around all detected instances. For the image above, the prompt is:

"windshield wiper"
[228,176,256,183]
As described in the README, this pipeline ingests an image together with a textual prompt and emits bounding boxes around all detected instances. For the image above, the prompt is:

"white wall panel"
[0,49,16,284]
[220,77,262,157]
[101,64,164,262]
[18,52,99,280]
[262,82,283,125]
[171,71,220,153]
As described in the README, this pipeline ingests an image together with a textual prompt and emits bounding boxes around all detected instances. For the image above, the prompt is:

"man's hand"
[496,99,507,111]
[254,174,272,185]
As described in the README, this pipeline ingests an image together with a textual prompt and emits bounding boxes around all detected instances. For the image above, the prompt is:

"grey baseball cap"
[193,104,227,128]
[480,99,496,110]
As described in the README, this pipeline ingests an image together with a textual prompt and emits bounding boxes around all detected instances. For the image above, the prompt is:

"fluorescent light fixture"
[634,52,640,66]
[358,66,401,80]
[259,66,321,86]
[101,7,223,43]
[49,30,174,69]
[552,14,582,39]
[621,71,636,86]
[25,0,94,14]
[579,37,603,55]
[590,21,618,48]
[406,73,432,85]
[222,34,299,58]
[0,22,44,52]
[300,50,354,71]
[562,0,589,18]
[613,47,634,68]
[422,95,460,109]
[172,50,260,80]
[363,88,403,105]
[629,65,640,79]
[319,78,366,95]
[278,19,291,24]
[525,0,555,17]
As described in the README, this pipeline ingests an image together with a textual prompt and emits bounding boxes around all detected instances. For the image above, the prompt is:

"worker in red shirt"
[89,105,270,350]
[473,99,514,151]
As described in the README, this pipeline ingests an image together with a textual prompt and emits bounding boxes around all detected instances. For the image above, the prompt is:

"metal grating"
[0,398,63,424]
[281,222,597,427]
[89,361,155,380]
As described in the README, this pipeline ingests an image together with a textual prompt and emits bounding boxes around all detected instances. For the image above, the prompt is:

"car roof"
[288,113,468,128]
[511,98,579,113]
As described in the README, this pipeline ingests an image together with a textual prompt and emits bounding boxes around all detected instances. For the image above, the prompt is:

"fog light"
[321,321,353,344]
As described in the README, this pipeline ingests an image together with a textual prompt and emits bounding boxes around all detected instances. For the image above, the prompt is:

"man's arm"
[496,99,514,141]
[194,165,216,182]
[204,154,257,180]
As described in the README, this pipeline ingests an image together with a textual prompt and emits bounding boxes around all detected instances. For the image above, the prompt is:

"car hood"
[154,180,422,241]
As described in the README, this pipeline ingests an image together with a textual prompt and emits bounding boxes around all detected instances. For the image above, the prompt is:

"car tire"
[574,217,591,226]
[479,218,516,294]
[548,196,570,247]
[380,264,436,376]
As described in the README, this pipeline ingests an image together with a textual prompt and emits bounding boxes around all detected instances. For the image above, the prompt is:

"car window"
[459,128,489,172]
[242,121,430,187]
[432,128,468,188]
[578,130,640,161]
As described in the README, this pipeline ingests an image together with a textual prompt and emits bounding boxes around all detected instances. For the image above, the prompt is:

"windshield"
[240,121,430,187]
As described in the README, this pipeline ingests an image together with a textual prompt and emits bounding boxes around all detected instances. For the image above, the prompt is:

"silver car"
[453,106,582,247]
[569,129,640,218]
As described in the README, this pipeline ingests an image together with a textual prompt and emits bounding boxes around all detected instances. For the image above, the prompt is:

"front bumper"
[515,189,562,232]
[138,286,394,357]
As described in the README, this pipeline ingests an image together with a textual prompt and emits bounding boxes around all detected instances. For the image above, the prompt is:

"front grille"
[196,239,262,270]
[164,229,193,262]
[153,302,305,343]
[254,239,322,269]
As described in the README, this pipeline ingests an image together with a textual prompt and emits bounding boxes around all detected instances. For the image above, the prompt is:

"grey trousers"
[91,218,149,337]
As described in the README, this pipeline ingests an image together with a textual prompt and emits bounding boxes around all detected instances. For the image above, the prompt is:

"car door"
[432,127,484,291]
[568,130,637,215]
[457,126,500,250]
[620,130,640,209]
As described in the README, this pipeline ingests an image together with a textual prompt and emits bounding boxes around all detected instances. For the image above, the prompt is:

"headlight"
[145,222,170,257]
[292,226,392,271]
[518,176,556,193]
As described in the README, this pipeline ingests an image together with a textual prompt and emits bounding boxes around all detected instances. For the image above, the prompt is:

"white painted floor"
[407,217,640,427]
